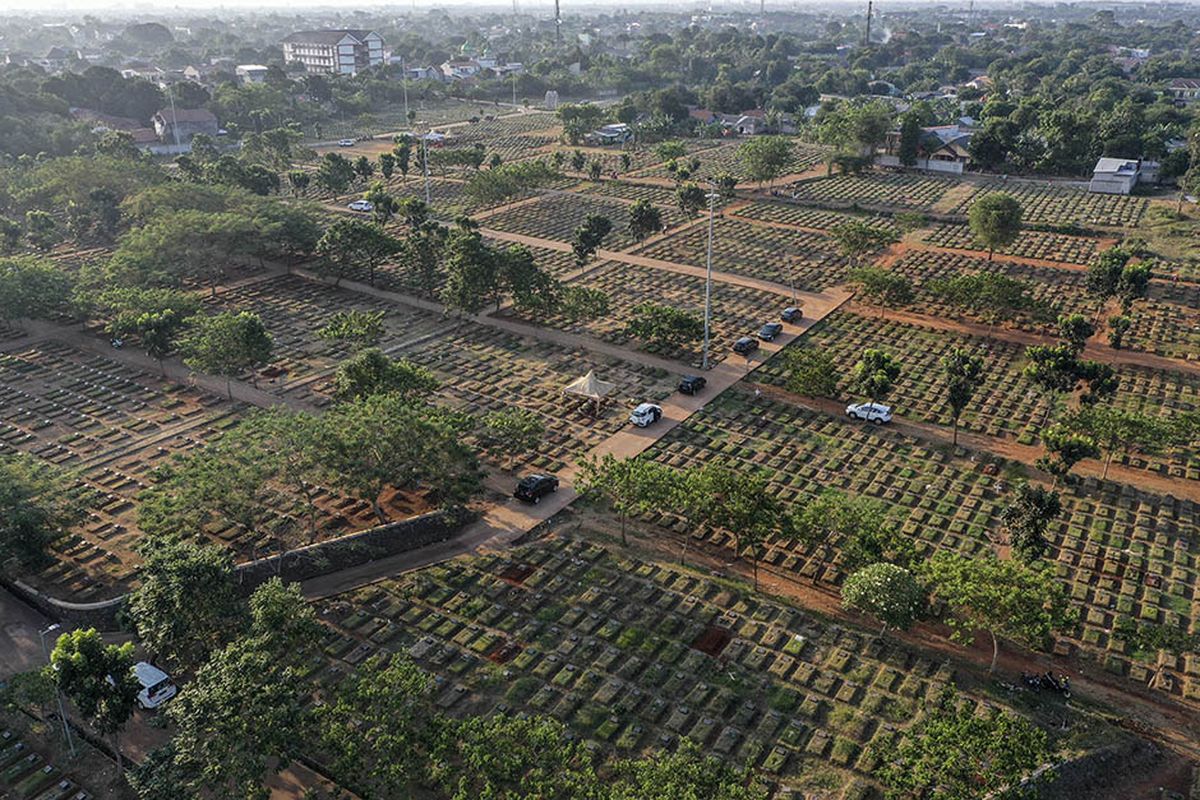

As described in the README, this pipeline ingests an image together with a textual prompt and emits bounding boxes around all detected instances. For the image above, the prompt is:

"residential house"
[281,29,384,76]
[878,124,973,175]
[152,107,219,147]
[235,64,269,84]
[586,123,632,145]
[441,59,483,80]
[1089,158,1142,195]
[1167,78,1200,105]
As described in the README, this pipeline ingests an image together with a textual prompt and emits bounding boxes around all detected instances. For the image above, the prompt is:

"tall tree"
[571,214,613,270]
[782,346,840,398]
[846,266,913,316]
[627,199,663,243]
[478,408,545,471]
[1069,405,1190,480]
[968,192,1023,261]
[737,135,793,186]
[315,309,387,351]
[50,629,139,774]
[625,302,705,351]
[314,219,399,288]
[0,454,80,567]
[832,223,897,269]
[331,347,439,402]
[1036,424,1099,485]
[841,562,925,637]
[0,256,74,322]
[1000,482,1063,563]
[897,112,922,167]
[849,348,901,406]
[923,552,1068,673]
[610,739,767,800]
[126,537,245,671]
[940,346,985,447]
[179,311,273,397]
[576,454,675,546]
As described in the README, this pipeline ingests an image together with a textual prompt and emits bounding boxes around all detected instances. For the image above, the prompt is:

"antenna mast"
[555,0,562,44]
[865,0,873,46]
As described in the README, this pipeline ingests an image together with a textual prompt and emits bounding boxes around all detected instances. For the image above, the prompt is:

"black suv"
[732,336,760,355]
[678,375,707,395]
[514,474,559,504]
[758,322,783,341]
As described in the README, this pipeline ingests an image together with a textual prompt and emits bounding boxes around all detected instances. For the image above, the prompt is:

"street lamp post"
[701,187,719,371]
[39,624,76,758]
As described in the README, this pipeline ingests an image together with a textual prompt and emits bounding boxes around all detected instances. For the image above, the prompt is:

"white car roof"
[633,402,659,413]
[133,661,170,688]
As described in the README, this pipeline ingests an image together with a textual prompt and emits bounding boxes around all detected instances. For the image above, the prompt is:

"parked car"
[781,307,802,323]
[845,402,893,425]
[758,322,784,341]
[629,402,663,427]
[347,199,374,213]
[678,375,706,395]
[732,336,759,355]
[133,662,177,710]
[337,138,355,147]
[514,473,558,504]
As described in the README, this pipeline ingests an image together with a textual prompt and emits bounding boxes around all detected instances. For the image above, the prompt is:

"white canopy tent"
[562,369,616,414]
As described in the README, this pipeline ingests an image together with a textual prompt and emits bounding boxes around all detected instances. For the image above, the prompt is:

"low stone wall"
[2,507,474,630]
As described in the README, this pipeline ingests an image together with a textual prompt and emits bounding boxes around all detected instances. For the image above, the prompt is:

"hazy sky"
[5,0,822,12]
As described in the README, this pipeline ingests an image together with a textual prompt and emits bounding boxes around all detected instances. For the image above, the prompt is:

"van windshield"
[147,678,172,696]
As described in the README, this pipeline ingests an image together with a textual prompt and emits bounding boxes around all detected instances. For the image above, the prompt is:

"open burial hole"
[691,625,733,657]
[487,641,523,664]
[498,563,537,584]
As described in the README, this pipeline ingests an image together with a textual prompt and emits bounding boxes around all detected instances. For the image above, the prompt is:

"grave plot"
[947,180,1148,229]
[205,274,449,403]
[920,222,1103,266]
[1125,283,1200,362]
[577,180,703,208]
[312,535,996,793]
[306,99,482,142]
[757,310,1200,479]
[481,193,691,250]
[637,216,850,290]
[398,326,675,472]
[888,249,1099,333]
[730,202,898,234]
[632,140,828,183]
[784,173,962,212]
[555,148,666,177]
[513,261,787,367]
[642,390,1200,699]
[440,112,560,142]
[0,341,240,597]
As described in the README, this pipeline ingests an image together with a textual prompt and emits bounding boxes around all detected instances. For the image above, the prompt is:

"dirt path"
[751,382,1200,502]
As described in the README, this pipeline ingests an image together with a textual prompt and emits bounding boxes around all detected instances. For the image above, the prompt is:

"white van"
[133,662,177,710]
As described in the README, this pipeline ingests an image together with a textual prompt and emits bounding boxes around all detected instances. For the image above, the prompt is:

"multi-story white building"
[281,29,384,76]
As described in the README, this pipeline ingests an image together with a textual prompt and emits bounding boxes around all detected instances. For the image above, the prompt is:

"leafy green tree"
[675,183,707,218]
[179,311,273,397]
[1000,482,1063,563]
[1056,312,1094,354]
[0,256,74,322]
[317,654,433,798]
[923,551,1068,673]
[841,562,925,637]
[106,209,257,295]
[655,141,688,161]
[558,285,612,322]
[609,738,767,800]
[315,309,386,351]
[497,244,558,313]
[314,219,399,287]
[1036,424,1099,485]
[1085,247,1130,306]
[877,689,1051,800]
[315,152,356,194]
[0,454,80,567]
[25,210,58,251]
[577,454,675,546]
[833,223,897,269]
[440,221,498,316]
[353,155,375,182]
[625,302,705,351]
[126,537,245,671]
[572,214,613,270]
[1068,406,1190,480]
[1113,618,1200,691]
[332,347,439,402]
[968,192,1023,261]
[557,103,607,144]
[627,199,663,243]
[737,135,793,186]
[397,197,430,229]
[319,393,479,522]
[897,112,922,167]
[1107,314,1132,349]
[847,266,912,316]
[0,217,22,252]
[849,348,901,406]
[683,465,791,590]
[940,347,985,447]
[394,140,412,177]
[463,160,559,205]
[1023,343,1078,425]
[792,490,914,573]
[478,408,545,470]
[929,271,1036,331]
[782,346,839,398]
[50,629,139,774]
[286,170,310,197]
[378,151,395,179]
[363,181,400,226]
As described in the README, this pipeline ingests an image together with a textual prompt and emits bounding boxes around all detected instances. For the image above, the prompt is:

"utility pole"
[422,135,431,204]
[40,625,76,759]
[512,71,518,107]
[166,82,181,151]
[702,188,718,371]
[865,0,873,46]
[401,56,409,125]
[555,0,562,45]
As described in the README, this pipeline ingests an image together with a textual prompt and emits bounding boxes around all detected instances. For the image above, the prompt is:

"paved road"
[0,587,54,679]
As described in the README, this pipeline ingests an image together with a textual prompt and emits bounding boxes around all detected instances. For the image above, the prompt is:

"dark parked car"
[732,336,759,355]
[514,474,558,504]
[781,307,802,323]
[678,375,707,395]
[758,322,784,341]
